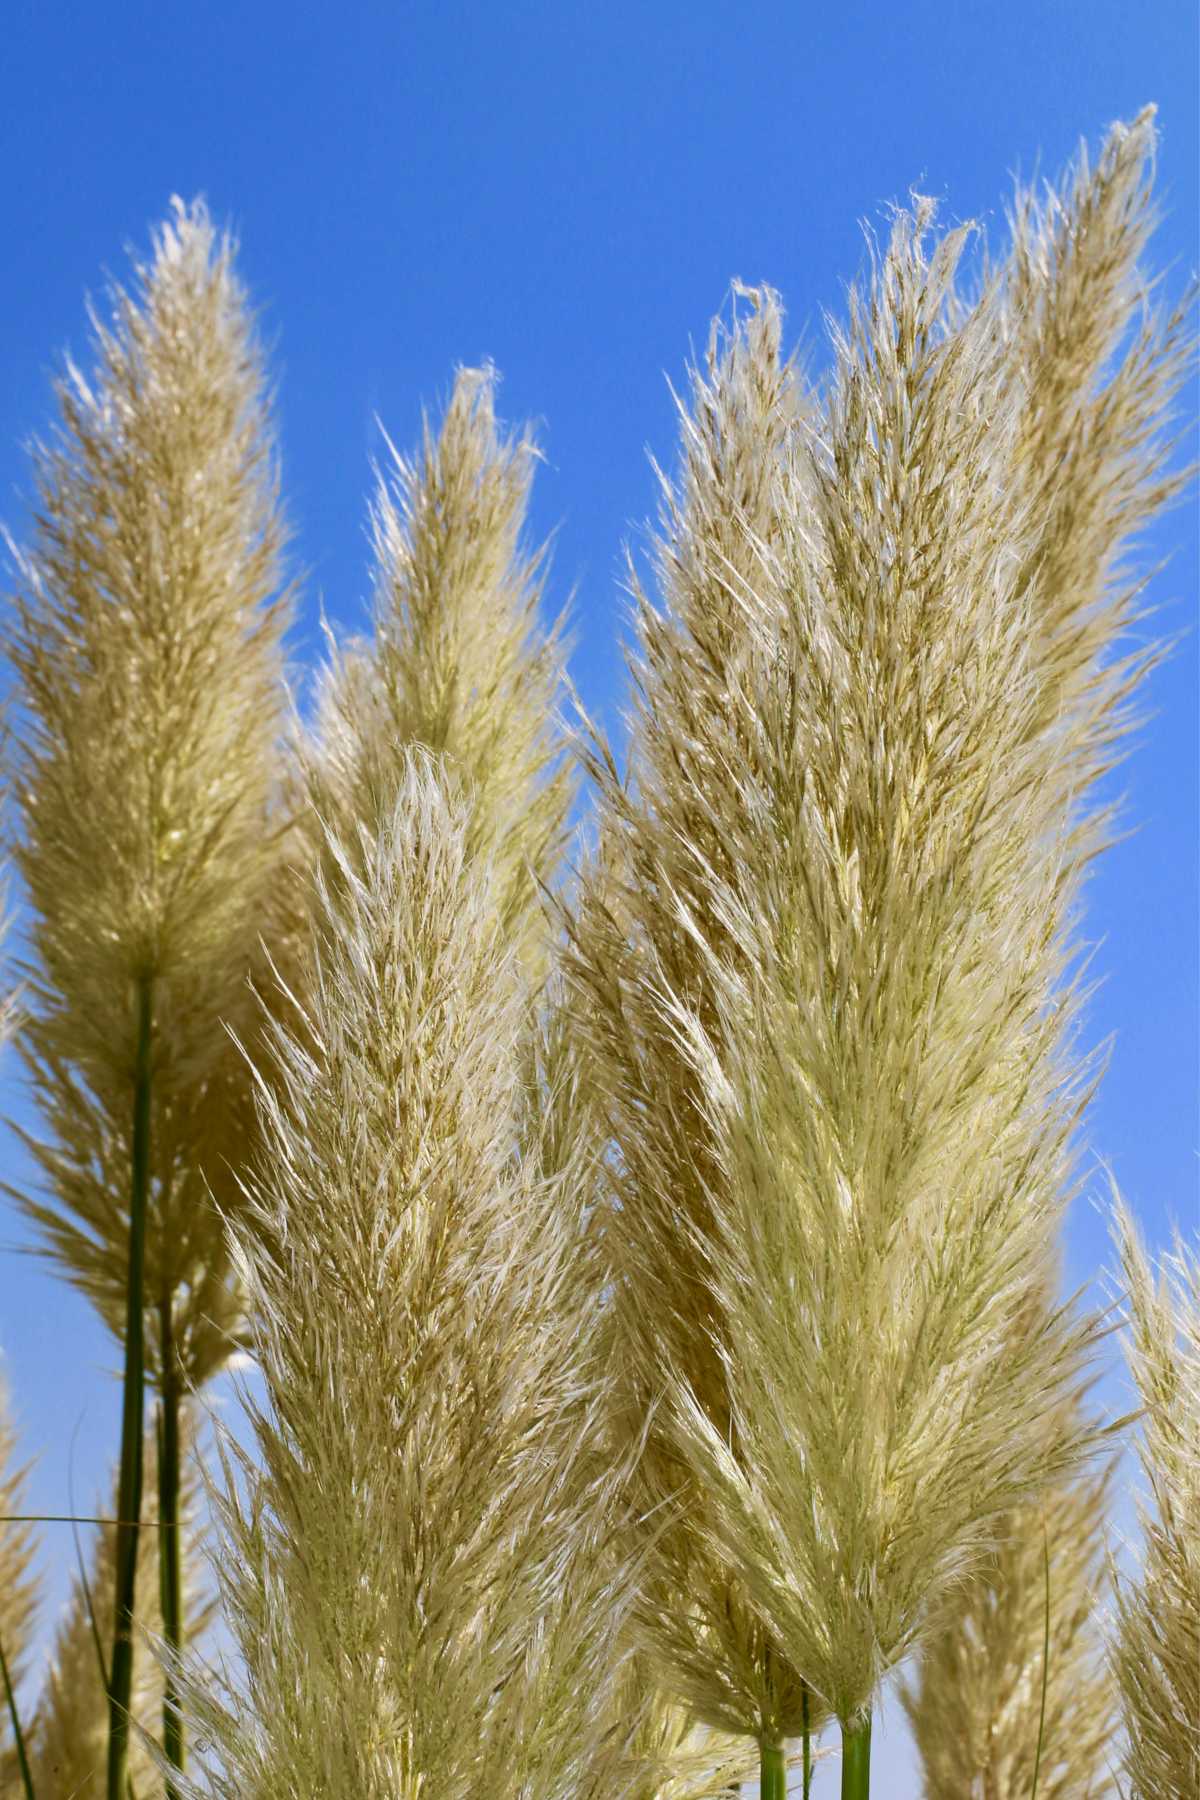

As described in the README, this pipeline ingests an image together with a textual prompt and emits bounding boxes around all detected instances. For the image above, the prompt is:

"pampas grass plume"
[173,755,651,1798]
[1111,1203,1200,1799]
[7,194,292,1389]
[309,364,573,986]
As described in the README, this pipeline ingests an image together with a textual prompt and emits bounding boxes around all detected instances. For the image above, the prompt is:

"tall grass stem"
[106,975,153,1800]
[802,1686,811,1798]
[760,1739,786,1799]
[157,1309,184,1791]
[0,1632,35,1800]
[840,1712,871,1799]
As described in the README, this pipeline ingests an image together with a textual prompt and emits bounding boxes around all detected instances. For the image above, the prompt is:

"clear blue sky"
[1,3,1195,1791]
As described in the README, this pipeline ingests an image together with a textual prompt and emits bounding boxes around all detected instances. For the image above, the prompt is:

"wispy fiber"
[569,286,829,1779]
[171,757,650,1799]
[1111,1204,1200,1799]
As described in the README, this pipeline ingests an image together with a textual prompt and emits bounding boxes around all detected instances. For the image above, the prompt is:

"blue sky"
[0,3,1195,1791]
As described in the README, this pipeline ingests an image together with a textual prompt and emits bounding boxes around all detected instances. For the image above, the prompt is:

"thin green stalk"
[106,975,153,1800]
[840,1710,871,1800]
[760,1739,786,1800]
[0,1632,35,1800]
[1031,1519,1051,1799]
[157,1304,184,1794]
[3,1498,140,1798]
[802,1685,812,1799]
[68,1416,111,1697]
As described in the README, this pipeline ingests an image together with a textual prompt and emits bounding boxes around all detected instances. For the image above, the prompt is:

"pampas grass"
[1111,1205,1200,1799]
[900,1401,1118,1796]
[566,110,1192,1794]
[6,196,292,1793]
[166,758,649,1797]
[566,286,830,1785]
[0,108,1191,1800]
[308,364,573,986]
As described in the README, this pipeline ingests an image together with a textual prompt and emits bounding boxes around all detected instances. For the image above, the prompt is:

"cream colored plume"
[568,285,828,1757]
[567,130,1177,1753]
[7,195,293,1391]
[901,1398,1118,1796]
[1110,1204,1200,1799]
[166,754,652,1799]
[897,111,1192,1796]
[993,108,1194,770]
[308,364,572,988]
[521,957,763,1800]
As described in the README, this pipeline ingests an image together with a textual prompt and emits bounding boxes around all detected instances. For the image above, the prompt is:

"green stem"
[802,1685,812,1799]
[760,1739,786,1800]
[0,1632,35,1800]
[840,1709,871,1800]
[106,975,153,1800]
[158,1303,184,1794]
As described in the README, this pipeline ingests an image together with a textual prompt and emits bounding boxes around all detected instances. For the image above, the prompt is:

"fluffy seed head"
[173,753,651,1799]
[1110,1202,1200,1799]
[568,115,1183,1734]
[901,1384,1119,1797]
[308,365,573,988]
[6,196,293,1386]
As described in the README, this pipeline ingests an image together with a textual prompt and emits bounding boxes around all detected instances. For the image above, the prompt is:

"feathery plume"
[7,193,292,1387]
[308,365,573,987]
[6,195,291,1792]
[526,959,759,1800]
[170,756,647,1799]
[1110,1204,1200,1799]
[995,107,1194,771]
[901,1396,1118,1796]
[897,109,1194,1799]
[568,286,836,1790]
[568,167,1159,1789]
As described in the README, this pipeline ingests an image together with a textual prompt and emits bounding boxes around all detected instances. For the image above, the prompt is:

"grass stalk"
[801,1685,812,1798]
[760,1739,787,1799]
[0,1632,35,1800]
[106,975,153,1800]
[840,1710,871,1800]
[157,1305,184,1793]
